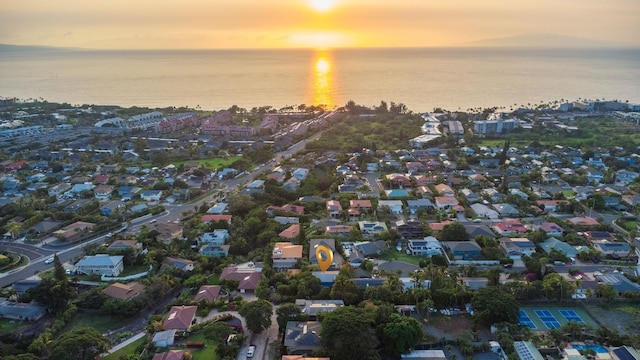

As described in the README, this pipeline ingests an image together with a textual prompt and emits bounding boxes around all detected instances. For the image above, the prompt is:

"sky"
[1,0,639,49]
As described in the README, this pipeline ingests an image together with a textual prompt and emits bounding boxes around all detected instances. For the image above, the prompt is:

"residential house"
[48,183,71,198]
[75,254,124,277]
[406,199,435,214]
[309,239,343,269]
[326,200,342,218]
[155,222,183,244]
[200,229,228,246]
[162,306,197,331]
[461,277,489,291]
[535,222,564,237]
[514,342,545,360]
[283,177,301,191]
[493,220,527,236]
[499,238,536,257]
[470,203,500,219]
[350,199,373,212]
[378,200,404,214]
[0,298,46,321]
[220,263,262,293]
[152,329,177,348]
[292,168,309,181]
[140,190,163,202]
[325,225,352,237]
[612,346,640,360]
[107,240,143,254]
[278,223,300,239]
[201,214,232,224]
[274,216,299,225]
[353,240,388,258]
[162,257,196,272]
[539,237,578,258]
[272,242,304,271]
[267,204,305,217]
[616,169,639,184]
[594,273,640,295]
[294,299,344,319]
[482,188,507,203]
[206,202,228,215]
[492,203,520,217]
[434,184,455,197]
[460,189,481,204]
[284,321,322,355]
[568,216,600,228]
[199,244,230,257]
[592,240,631,258]
[103,282,146,301]
[194,285,223,302]
[443,241,482,260]
[434,197,460,211]
[408,237,443,257]
[395,220,424,239]
[53,221,96,242]
[358,221,388,239]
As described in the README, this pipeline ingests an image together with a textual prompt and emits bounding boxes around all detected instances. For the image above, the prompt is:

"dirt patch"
[430,315,476,339]
[584,304,640,335]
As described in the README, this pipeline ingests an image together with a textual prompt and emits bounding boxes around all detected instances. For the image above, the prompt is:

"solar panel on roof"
[612,348,635,360]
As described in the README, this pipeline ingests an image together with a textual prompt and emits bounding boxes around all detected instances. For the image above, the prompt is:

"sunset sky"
[1,0,639,49]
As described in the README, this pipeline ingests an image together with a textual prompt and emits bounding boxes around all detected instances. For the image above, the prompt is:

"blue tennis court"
[534,310,561,329]
[559,309,584,324]
[518,310,537,329]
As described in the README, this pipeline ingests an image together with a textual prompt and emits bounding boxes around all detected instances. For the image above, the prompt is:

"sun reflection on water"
[310,51,334,109]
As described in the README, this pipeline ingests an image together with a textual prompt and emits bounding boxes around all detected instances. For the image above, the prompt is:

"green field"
[68,312,130,333]
[379,249,423,265]
[103,337,146,360]
[169,157,241,170]
[0,318,28,336]
[185,332,219,360]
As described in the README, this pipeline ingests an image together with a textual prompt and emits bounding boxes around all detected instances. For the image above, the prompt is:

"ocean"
[1,47,639,112]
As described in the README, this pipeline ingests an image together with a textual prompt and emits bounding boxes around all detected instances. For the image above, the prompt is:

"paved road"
[0,121,329,289]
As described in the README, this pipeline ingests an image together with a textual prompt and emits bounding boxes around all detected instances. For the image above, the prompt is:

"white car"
[246,345,256,358]
[45,257,54,264]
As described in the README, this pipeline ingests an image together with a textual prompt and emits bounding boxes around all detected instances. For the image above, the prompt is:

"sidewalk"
[108,331,147,354]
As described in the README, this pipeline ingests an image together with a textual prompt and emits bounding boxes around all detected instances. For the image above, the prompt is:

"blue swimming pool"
[572,345,609,354]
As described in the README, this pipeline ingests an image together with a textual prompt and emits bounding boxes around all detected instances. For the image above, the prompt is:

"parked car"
[247,345,256,358]
[45,257,54,264]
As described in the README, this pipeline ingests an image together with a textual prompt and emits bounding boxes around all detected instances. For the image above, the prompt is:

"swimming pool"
[572,345,609,354]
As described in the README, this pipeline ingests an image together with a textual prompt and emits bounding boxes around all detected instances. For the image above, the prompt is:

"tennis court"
[519,307,597,331]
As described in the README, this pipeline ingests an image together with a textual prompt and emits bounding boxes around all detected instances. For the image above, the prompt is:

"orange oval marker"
[315,244,333,272]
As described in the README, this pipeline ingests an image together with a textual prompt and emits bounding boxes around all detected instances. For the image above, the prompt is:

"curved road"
[0,125,328,289]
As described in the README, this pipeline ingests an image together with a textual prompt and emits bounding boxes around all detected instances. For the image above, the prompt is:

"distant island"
[462,33,633,48]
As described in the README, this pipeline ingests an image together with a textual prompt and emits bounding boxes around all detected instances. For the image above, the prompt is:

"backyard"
[0,318,28,336]
[103,337,145,360]
[67,312,130,334]
[379,249,423,265]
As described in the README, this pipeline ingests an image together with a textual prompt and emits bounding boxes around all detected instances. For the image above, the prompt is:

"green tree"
[276,303,309,333]
[238,299,273,334]
[438,222,470,241]
[320,306,381,360]
[596,283,617,303]
[542,273,576,301]
[203,321,234,344]
[380,313,423,357]
[49,327,111,360]
[471,287,519,327]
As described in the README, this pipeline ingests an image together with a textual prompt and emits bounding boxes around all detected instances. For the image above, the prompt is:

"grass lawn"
[103,337,146,360]
[379,249,423,265]
[0,319,28,336]
[118,265,149,277]
[169,157,241,170]
[68,312,130,333]
[185,332,218,360]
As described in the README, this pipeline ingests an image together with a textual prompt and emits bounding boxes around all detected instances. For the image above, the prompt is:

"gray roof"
[76,254,123,267]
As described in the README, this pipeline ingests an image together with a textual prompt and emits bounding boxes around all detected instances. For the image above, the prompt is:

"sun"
[310,0,334,12]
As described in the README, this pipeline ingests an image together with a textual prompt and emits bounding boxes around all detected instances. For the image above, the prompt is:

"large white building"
[75,254,124,277]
